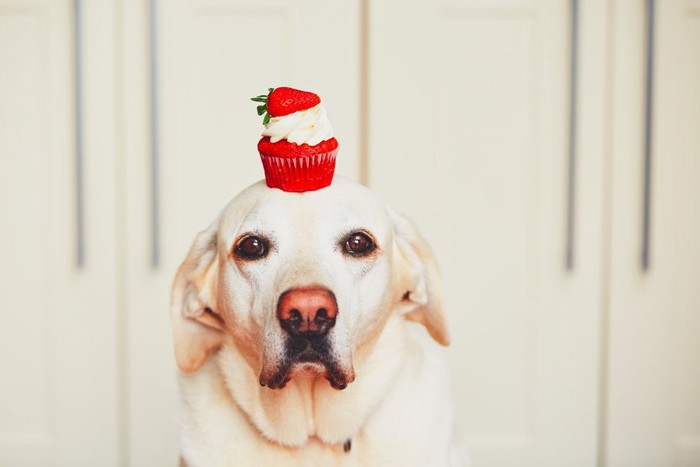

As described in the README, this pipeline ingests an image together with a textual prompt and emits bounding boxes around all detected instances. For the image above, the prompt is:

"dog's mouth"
[259,339,354,391]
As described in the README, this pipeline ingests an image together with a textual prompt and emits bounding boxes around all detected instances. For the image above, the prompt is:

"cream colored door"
[0,0,120,466]
[605,1,700,465]
[121,0,362,464]
[368,0,608,465]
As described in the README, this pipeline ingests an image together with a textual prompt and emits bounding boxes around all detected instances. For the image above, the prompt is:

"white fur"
[171,178,469,467]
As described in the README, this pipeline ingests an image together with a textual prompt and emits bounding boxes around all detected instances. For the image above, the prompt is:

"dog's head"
[170,178,449,390]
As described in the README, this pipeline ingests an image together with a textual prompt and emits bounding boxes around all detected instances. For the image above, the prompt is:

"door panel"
[0,9,54,465]
[0,1,120,465]
[606,1,700,465]
[369,0,606,465]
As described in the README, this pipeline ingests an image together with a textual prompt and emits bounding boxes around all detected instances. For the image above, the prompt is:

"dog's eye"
[344,232,376,257]
[234,236,268,260]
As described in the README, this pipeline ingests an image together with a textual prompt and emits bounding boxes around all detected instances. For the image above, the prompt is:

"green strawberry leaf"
[252,88,275,125]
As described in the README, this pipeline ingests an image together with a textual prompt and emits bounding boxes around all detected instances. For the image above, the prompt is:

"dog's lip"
[260,366,352,391]
[259,348,355,391]
[294,347,324,363]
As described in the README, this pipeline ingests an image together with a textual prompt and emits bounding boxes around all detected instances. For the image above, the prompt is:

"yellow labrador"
[171,178,468,466]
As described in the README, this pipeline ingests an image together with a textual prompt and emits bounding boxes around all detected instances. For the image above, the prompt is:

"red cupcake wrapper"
[260,149,338,192]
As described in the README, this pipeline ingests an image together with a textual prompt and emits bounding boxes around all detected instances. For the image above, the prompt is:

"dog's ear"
[170,222,224,373]
[390,210,450,346]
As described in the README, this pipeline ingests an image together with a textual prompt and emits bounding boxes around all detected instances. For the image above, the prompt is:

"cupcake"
[251,87,339,192]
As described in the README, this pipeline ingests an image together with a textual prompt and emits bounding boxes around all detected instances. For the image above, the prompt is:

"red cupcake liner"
[260,149,338,192]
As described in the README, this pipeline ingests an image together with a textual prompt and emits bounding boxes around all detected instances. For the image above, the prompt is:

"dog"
[170,177,468,466]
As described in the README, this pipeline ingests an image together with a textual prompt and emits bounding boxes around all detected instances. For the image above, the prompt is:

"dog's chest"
[254,437,358,467]
[183,433,364,467]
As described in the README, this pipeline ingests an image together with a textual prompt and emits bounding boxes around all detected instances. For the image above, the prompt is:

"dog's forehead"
[218,178,392,238]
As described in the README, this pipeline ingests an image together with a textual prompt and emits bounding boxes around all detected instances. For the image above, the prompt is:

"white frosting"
[262,104,334,146]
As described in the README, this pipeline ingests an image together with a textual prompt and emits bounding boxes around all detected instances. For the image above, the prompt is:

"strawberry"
[251,87,321,124]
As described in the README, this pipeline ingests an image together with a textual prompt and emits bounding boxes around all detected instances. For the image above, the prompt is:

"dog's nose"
[277,287,338,338]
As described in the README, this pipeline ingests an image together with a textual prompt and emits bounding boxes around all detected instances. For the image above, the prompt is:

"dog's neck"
[195,316,409,449]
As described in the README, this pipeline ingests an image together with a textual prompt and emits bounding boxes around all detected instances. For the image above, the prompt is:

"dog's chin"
[259,351,355,391]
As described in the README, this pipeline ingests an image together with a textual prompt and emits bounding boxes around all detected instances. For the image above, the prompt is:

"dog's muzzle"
[258,286,354,390]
